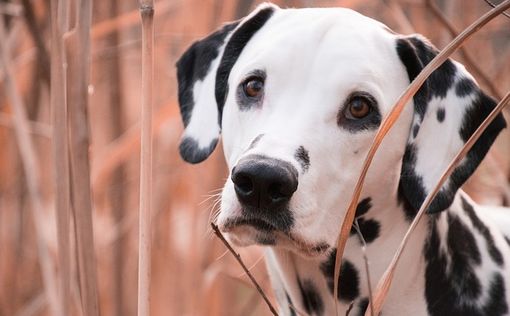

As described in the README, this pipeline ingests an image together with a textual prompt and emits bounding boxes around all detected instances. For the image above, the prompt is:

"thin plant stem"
[137,1,154,316]
[211,223,278,316]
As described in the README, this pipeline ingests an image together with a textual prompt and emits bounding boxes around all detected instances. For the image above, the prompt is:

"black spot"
[179,137,218,164]
[505,236,510,247]
[424,214,494,315]
[320,250,360,302]
[355,198,372,217]
[351,218,380,244]
[455,77,477,97]
[483,273,508,316]
[286,292,297,316]
[311,242,330,254]
[447,212,481,268]
[356,297,369,316]
[436,107,445,122]
[298,279,324,315]
[397,180,419,221]
[256,234,275,245]
[176,22,239,127]
[295,146,310,172]
[248,133,264,150]
[399,144,429,215]
[216,7,274,124]
[413,124,420,138]
[461,196,504,266]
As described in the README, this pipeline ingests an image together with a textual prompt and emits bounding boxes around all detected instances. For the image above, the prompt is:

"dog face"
[176,4,506,257]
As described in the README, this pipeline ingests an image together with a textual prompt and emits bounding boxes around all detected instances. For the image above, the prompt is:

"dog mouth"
[220,217,330,258]
[224,217,278,233]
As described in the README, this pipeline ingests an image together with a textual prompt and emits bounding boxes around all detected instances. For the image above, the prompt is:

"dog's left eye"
[243,77,264,98]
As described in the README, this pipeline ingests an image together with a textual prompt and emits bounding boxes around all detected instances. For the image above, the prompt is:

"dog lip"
[223,217,277,232]
[221,217,330,257]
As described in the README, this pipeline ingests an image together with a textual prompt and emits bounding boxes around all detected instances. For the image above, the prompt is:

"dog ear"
[176,4,276,164]
[396,35,506,214]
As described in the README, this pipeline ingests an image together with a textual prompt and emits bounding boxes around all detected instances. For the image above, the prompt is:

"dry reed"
[137,1,155,315]
[66,0,100,314]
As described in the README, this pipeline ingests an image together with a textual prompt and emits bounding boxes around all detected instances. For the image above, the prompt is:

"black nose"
[231,155,298,210]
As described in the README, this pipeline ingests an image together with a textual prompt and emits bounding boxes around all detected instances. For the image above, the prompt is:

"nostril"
[268,182,290,203]
[235,174,253,195]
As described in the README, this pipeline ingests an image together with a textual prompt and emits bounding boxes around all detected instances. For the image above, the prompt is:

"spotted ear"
[176,4,276,164]
[396,35,506,214]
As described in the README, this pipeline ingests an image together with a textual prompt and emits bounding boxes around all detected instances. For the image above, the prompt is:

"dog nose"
[231,156,298,210]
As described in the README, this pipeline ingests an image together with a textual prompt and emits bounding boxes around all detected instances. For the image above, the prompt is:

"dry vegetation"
[0,0,508,315]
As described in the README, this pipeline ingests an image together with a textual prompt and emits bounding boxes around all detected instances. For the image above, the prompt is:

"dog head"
[176,4,506,257]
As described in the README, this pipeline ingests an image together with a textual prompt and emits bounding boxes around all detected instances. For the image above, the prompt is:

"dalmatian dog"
[175,3,510,315]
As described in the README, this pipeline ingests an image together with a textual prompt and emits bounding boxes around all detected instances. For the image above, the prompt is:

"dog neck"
[264,189,510,316]
[265,183,425,315]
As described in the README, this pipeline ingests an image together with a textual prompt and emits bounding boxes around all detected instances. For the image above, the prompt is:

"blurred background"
[0,0,509,315]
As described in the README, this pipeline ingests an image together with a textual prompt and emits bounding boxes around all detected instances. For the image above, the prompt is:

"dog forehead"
[238,7,395,62]
[228,7,403,101]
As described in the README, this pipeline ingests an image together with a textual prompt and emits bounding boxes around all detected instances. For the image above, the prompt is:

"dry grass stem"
[138,1,155,315]
[333,1,510,314]
[50,0,71,314]
[65,0,100,314]
[352,220,374,316]
[0,19,61,316]
[210,223,278,316]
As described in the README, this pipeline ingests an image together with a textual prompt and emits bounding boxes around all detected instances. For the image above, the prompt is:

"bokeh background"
[0,0,509,315]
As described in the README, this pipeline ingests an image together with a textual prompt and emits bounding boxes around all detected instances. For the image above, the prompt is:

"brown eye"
[243,78,264,98]
[347,97,371,119]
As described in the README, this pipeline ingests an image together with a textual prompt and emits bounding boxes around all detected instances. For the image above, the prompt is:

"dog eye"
[243,77,264,98]
[346,96,372,119]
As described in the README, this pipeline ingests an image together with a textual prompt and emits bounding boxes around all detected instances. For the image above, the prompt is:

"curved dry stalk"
[210,223,279,316]
[137,1,154,316]
[365,90,510,316]
[332,1,510,314]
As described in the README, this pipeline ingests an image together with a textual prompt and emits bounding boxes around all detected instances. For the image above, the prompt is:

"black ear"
[176,22,238,164]
[396,35,506,215]
[176,4,276,164]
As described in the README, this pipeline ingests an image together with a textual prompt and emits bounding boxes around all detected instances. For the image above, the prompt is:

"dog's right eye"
[243,77,264,98]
